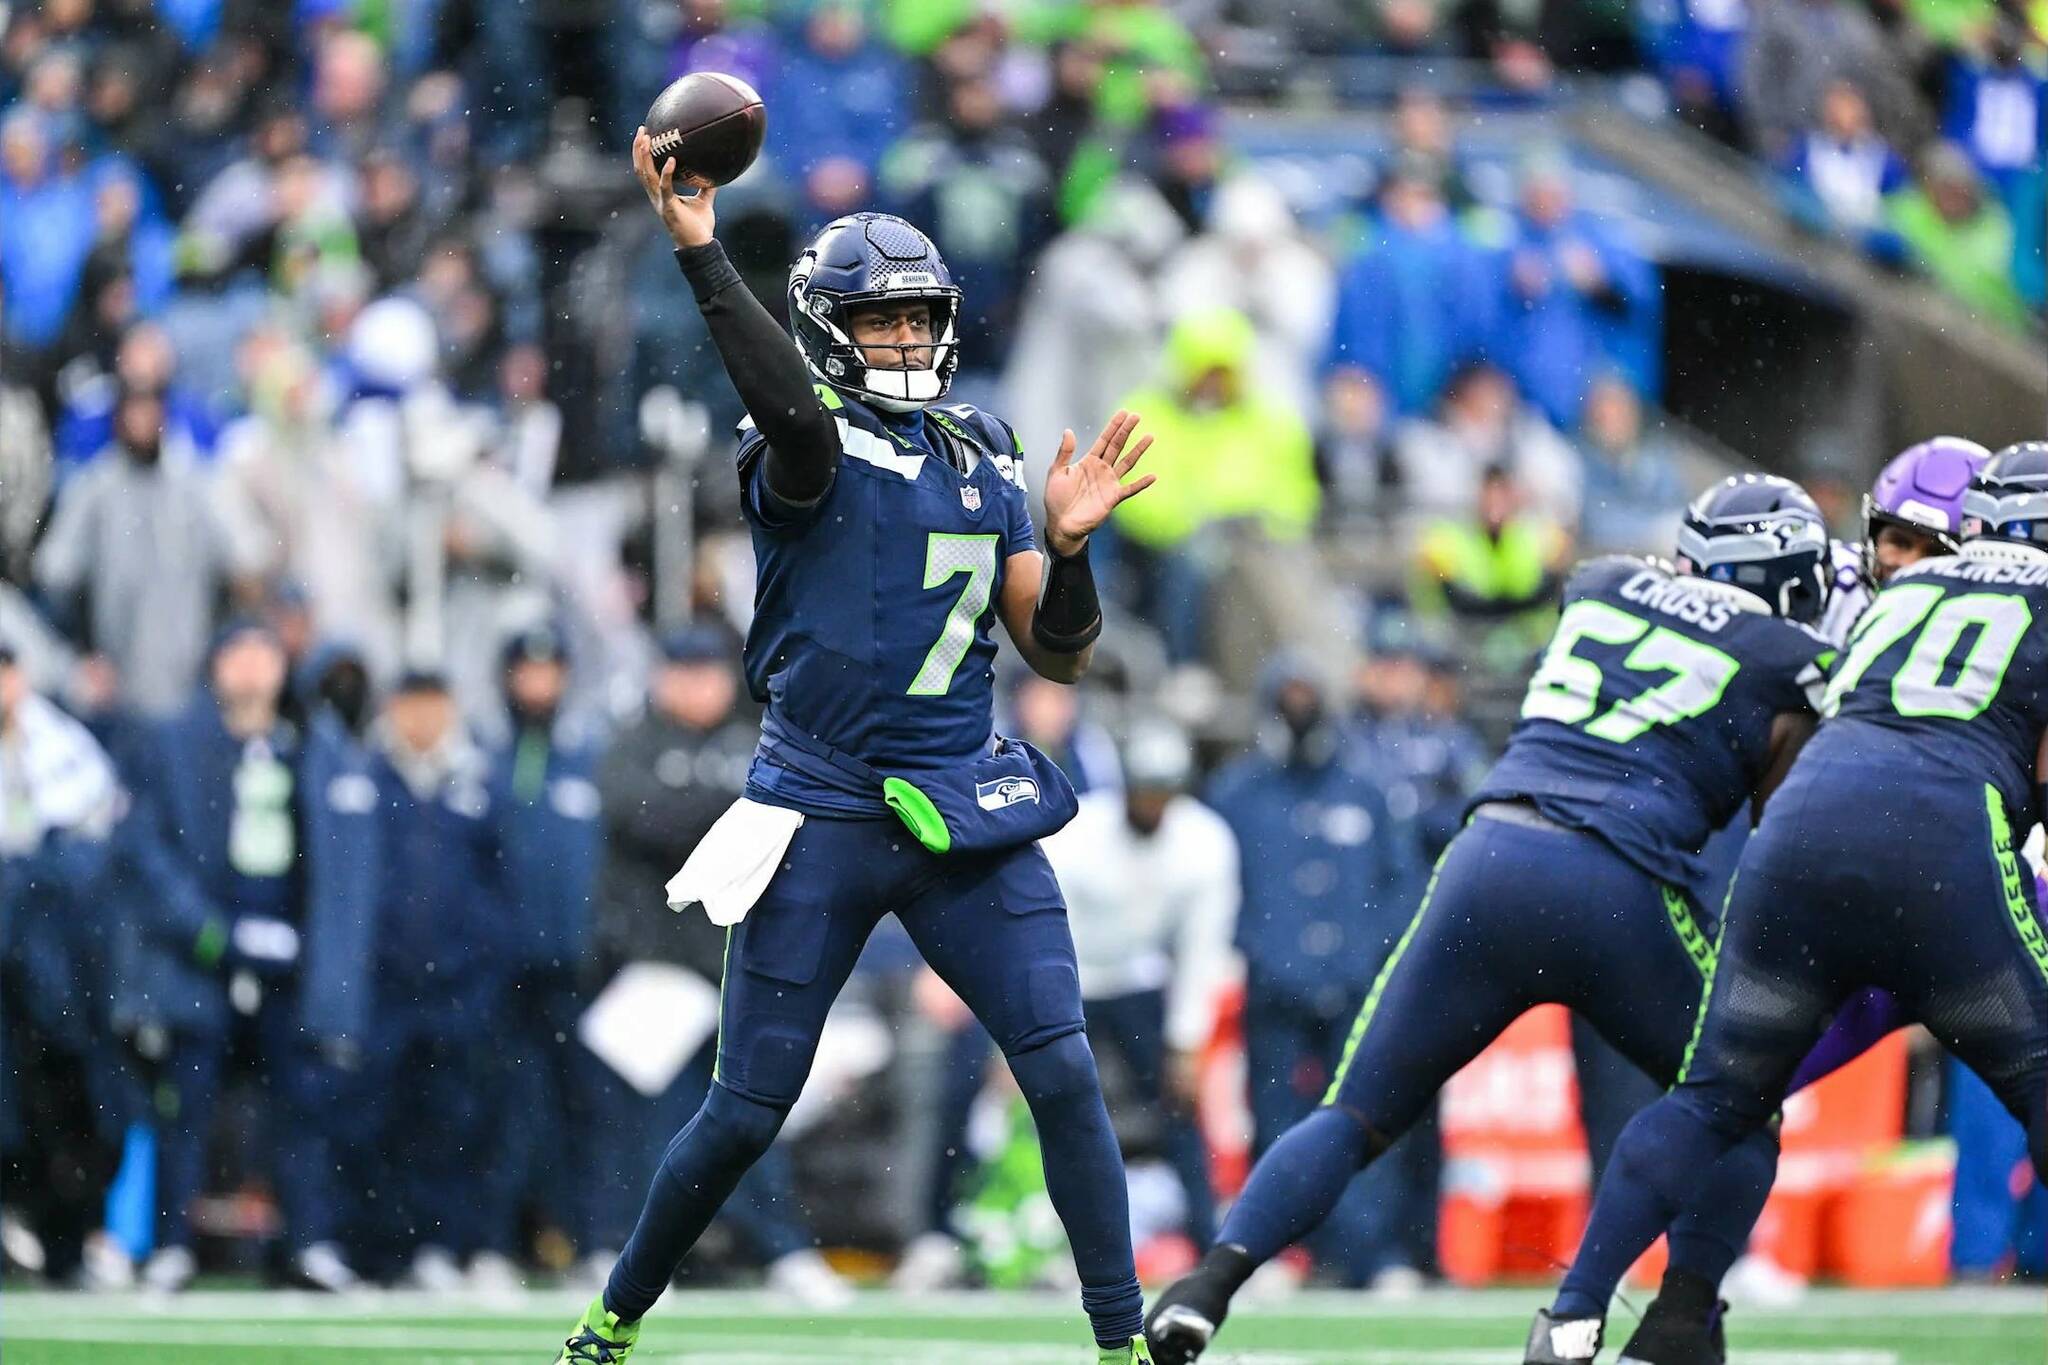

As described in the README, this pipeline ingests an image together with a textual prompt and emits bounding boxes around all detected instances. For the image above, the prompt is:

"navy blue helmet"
[1962,441,2048,549]
[1675,474,1830,623]
[788,212,962,412]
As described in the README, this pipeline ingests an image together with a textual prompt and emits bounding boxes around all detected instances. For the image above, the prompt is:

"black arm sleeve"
[1032,542,1103,654]
[675,243,838,506]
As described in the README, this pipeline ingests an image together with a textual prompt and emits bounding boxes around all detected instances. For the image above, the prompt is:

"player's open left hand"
[1044,409,1155,557]
[633,125,715,249]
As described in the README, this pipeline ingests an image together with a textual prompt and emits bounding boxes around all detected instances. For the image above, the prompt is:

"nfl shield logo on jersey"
[960,485,982,512]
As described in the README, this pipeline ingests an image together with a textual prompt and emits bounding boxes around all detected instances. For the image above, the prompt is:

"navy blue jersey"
[1474,557,1833,888]
[737,388,1036,816]
[1812,543,2048,826]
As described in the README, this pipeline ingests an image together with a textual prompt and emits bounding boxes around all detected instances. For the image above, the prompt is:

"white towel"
[0,694,123,856]
[665,798,805,927]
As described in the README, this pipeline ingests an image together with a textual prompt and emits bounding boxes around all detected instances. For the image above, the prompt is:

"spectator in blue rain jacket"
[1206,656,1430,1286]
[1484,155,1658,430]
[1352,610,1489,863]
[1940,23,2046,205]
[1777,79,1910,262]
[354,670,513,1289]
[770,4,909,222]
[483,625,604,1277]
[1939,24,2047,308]
[1324,155,1495,420]
[114,619,376,1294]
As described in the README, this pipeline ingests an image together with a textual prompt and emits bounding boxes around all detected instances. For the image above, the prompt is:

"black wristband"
[674,242,742,306]
[1032,541,1103,654]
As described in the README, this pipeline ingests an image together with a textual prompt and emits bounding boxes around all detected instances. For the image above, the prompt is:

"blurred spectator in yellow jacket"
[1412,464,1569,674]
[1110,307,1319,661]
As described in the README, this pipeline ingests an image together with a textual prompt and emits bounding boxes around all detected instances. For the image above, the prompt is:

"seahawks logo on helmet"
[786,213,962,413]
[1962,442,2048,551]
[1675,474,1831,624]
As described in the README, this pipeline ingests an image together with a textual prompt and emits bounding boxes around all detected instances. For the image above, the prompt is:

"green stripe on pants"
[1986,784,2048,986]
[711,926,734,1085]
[1320,842,1455,1107]
[1676,872,1737,1086]
[1662,884,1716,978]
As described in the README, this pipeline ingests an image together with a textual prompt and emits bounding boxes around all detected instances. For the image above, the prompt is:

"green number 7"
[908,533,1000,696]
[1521,600,1739,742]
[1586,627,1739,741]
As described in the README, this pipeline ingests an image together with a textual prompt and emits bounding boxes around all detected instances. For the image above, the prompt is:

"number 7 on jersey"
[908,533,1000,696]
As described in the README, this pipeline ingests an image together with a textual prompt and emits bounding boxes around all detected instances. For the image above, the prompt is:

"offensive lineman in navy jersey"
[1767,437,1992,1092]
[1150,476,1835,1365]
[555,134,1159,1365]
[1533,444,2048,1363]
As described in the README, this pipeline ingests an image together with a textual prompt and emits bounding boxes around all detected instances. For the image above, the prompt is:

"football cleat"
[1524,1308,1604,1363]
[1617,1294,1728,1365]
[555,1294,640,1364]
[1098,1335,1156,1364]
[1146,1260,1238,1365]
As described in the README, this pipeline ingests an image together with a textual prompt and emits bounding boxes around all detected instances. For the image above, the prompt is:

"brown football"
[644,72,765,188]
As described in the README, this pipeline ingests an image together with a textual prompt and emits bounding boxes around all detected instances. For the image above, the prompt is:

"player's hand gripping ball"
[642,72,765,188]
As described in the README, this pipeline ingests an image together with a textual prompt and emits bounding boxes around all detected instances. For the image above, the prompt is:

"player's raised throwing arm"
[634,128,838,507]
[998,411,1155,684]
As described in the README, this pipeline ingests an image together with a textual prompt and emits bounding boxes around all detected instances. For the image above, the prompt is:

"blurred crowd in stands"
[1,0,2043,1297]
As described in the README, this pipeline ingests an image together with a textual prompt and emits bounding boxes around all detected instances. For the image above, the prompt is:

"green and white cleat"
[555,1294,640,1363]
[1098,1335,1156,1364]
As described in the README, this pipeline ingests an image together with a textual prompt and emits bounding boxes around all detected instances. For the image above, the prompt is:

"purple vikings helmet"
[1862,437,1991,579]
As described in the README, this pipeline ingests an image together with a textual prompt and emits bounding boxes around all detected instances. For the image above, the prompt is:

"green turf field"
[2,1286,2041,1364]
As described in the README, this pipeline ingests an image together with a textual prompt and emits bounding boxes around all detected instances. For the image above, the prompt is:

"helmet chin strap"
[862,363,946,411]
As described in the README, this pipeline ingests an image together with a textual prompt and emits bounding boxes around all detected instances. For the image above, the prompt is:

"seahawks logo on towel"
[975,776,1040,811]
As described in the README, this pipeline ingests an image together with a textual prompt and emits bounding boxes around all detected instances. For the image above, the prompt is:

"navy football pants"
[1558,762,2048,1314]
[1670,768,2048,1138]
[584,1032,809,1263]
[1321,811,1725,1132]
[1218,808,1779,1279]
[606,816,1140,1345]
[1242,988,1440,1282]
